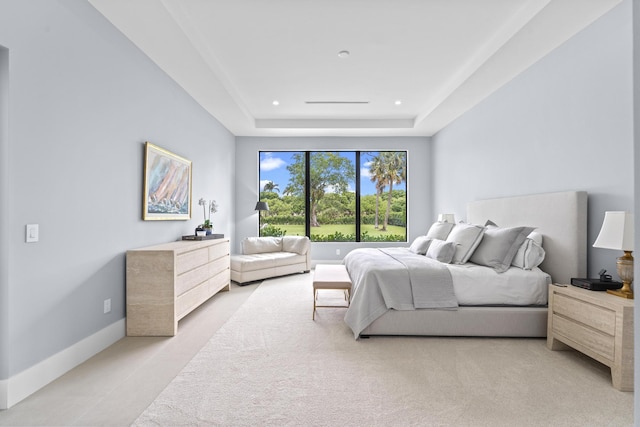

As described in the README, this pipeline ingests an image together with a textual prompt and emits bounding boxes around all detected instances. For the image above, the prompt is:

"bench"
[312,264,352,320]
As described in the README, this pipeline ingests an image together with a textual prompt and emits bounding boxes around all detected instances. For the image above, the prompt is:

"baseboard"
[0,319,125,410]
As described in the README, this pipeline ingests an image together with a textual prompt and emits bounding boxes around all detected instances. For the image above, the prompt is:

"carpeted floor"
[134,273,633,426]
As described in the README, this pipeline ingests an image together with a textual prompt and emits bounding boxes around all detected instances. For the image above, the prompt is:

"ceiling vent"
[305,101,369,104]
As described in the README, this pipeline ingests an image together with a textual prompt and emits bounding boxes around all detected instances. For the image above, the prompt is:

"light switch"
[26,224,39,243]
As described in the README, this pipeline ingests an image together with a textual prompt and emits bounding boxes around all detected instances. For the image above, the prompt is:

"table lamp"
[593,211,634,299]
[437,213,455,223]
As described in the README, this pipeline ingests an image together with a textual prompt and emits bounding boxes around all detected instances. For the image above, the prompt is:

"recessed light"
[395,100,402,105]
[337,50,350,59]
[272,100,279,106]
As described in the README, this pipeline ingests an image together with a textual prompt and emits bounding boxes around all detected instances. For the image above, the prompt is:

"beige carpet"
[134,273,633,426]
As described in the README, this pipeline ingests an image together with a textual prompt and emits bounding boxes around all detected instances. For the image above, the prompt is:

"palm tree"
[368,154,387,229]
[381,152,406,231]
[263,181,280,193]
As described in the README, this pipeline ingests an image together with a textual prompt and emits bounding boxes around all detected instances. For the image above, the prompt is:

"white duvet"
[447,263,550,306]
[343,247,551,338]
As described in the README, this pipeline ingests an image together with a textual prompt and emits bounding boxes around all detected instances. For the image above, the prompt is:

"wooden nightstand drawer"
[553,293,615,335]
[547,284,634,391]
[552,315,614,360]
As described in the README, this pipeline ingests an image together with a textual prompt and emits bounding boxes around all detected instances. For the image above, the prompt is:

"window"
[259,151,407,242]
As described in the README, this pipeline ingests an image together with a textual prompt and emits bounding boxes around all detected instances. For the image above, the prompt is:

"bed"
[344,191,587,339]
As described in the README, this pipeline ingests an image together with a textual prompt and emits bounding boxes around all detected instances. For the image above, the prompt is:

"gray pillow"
[409,236,432,255]
[425,222,455,240]
[470,225,535,272]
[426,239,456,264]
[445,223,486,264]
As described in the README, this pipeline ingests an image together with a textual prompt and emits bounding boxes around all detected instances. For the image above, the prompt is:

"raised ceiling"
[89,0,621,137]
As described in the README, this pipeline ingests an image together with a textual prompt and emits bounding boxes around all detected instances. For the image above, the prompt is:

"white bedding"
[343,247,550,338]
[448,263,550,306]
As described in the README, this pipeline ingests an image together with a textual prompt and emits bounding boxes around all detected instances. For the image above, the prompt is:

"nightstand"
[547,284,634,391]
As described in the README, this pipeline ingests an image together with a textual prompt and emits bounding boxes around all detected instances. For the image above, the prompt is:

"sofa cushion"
[272,252,307,267]
[242,237,283,255]
[230,253,277,272]
[282,236,310,255]
[230,252,307,273]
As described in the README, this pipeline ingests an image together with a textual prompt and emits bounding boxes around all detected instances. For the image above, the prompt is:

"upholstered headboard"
[467,191,587,284]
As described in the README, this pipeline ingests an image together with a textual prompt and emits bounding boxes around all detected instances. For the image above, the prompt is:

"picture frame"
[143,142,192,220]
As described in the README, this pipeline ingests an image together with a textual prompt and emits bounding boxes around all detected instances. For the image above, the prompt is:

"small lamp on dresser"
[437,213,455,223]
[593,211,634,299]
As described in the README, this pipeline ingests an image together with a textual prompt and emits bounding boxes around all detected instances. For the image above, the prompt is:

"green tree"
[285,152,355,227]
[380,152,406,231]
[368,154,387,229]
[263,181,280,193]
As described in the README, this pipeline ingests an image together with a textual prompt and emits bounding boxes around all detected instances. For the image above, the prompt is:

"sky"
[259,151,406,196]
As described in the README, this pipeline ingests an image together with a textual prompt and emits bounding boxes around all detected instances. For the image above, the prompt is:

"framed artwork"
[143,142,192,220]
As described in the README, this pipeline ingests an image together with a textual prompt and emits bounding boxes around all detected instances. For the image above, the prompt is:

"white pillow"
[242,237,283,254]
[527,231,543,246]
[426,239,456,264]
[512,232,545,270]
[445,223,486,264]
[425,222,455,240]
[470,225,535,273]
[409,236,432,255]
[282,236,310,255]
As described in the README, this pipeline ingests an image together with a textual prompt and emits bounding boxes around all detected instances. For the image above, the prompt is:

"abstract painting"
[143,142,192,220]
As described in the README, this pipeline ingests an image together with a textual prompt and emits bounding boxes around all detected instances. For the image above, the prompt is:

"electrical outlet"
[336,249,341,255]
[103,298,111,314]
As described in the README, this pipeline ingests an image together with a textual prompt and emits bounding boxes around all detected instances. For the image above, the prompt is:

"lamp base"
[606,288,634,299]
[607,252,634,299]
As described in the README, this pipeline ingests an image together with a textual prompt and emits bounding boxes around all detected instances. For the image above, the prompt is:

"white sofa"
[230,236,311,285]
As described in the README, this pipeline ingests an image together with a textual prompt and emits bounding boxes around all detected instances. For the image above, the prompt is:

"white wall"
[0,0,234,403]
[234,137,431,261]
[432,0,633,280]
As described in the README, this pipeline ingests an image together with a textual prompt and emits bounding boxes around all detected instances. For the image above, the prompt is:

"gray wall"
[0,0,235,378]
[432,0,633,280]
[234,137,431,261]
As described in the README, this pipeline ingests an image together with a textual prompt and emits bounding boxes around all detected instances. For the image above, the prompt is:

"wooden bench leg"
[313,287,318,320]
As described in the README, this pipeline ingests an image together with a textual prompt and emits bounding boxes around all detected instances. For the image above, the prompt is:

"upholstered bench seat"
[230,236,311,285]
[312,264,352,320]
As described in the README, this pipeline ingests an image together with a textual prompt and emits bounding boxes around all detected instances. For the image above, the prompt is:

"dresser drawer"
[176,263,211,296]
[176,269,230,319]
[553,293,615,335]
[553,315,615,360]
[208,256,229,277]
[209,241,230,261]
[176,247,209,275]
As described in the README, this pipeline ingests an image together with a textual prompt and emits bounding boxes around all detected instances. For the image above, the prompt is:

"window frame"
[258,150,407,243]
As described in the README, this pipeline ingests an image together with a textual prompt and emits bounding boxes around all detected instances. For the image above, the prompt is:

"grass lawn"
[263,223,407,240]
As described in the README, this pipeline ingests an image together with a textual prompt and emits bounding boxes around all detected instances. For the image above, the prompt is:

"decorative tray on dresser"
[547,283,634,391]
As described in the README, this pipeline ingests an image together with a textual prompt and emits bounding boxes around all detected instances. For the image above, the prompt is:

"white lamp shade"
[593,211,634,251]
[437,213,455,223]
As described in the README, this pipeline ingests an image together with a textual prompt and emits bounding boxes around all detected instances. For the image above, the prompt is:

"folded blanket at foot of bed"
[343,247,457,338]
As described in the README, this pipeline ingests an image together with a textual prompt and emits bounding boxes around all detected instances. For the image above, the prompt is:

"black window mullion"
[305,152,310,238]
[355,151,361,242]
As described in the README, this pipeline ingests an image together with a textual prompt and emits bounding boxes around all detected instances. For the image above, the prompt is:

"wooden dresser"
[547,284,634,391]
[126,238,230,336]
